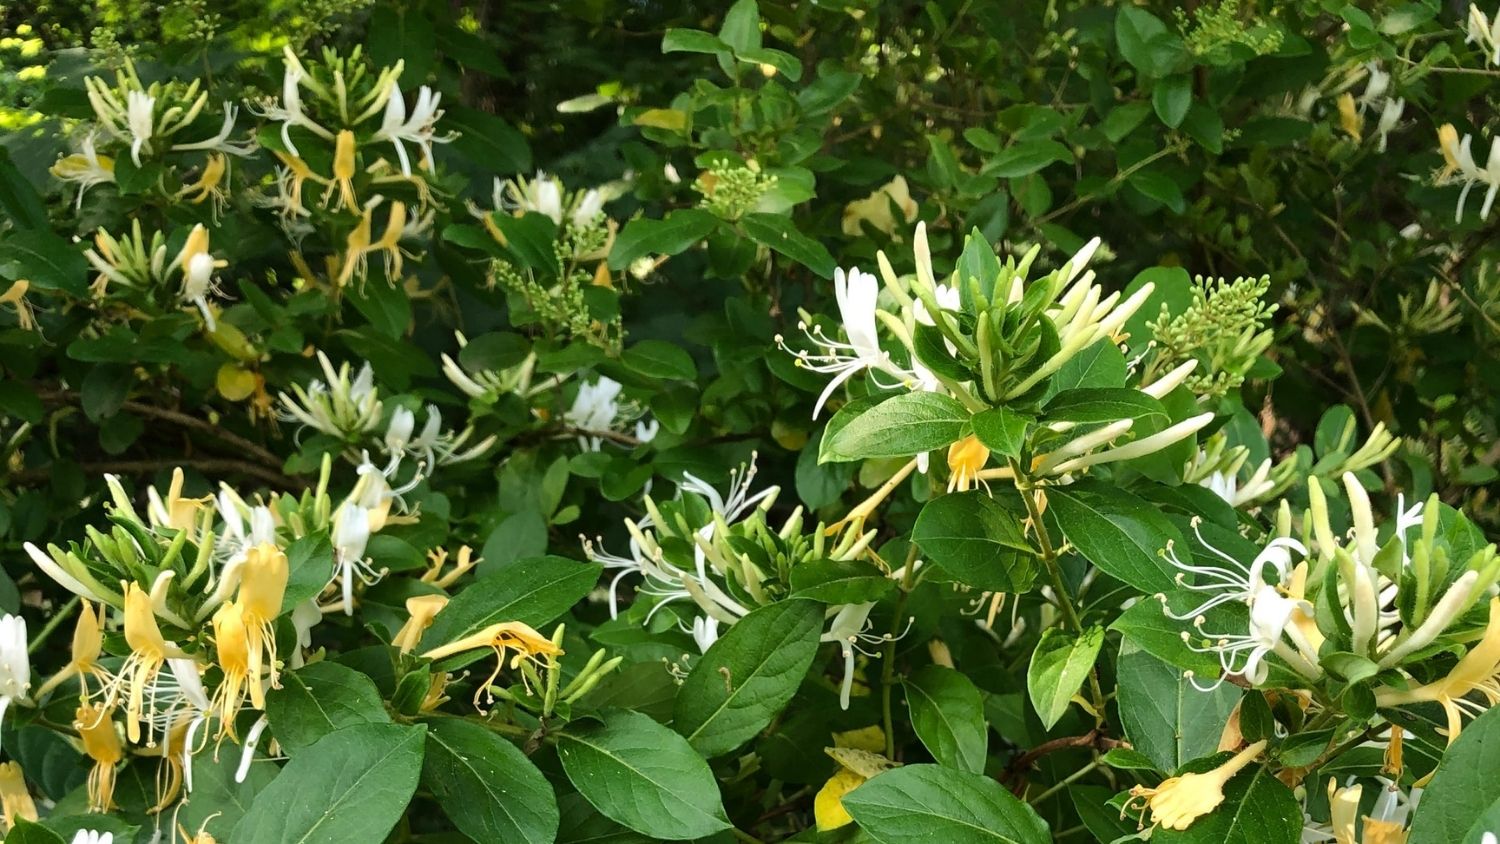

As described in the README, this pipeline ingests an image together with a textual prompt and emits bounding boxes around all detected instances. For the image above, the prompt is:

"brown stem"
[12,458,304,491]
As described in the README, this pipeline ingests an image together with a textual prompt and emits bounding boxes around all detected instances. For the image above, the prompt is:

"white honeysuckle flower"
[497,172,568,224]
[250,48,333,157]
[0,615,28,739]
[571,188,606,228]
[290,599,323,668]
[71,832,113,844]
[1375,98,1404,153]
[171,102,256,156]
[235,715,271,783]
[1199,457,1274,508]
[181,251,219,330]
[688,616,720,653]
[635,418,661,443]
[1439,127,1500,222]
[1467,4,1500,66]
[1159,525,1307,620]
[1186,582,1320,689]
[778,266,919,418]
[51,134,116,209]
[140,658,210,787]
[331,502,383,616]
[373,84,452,176]
[819,602,911,711]
[564,376,649,451]
[1357,62,1390,112]
[125,90,155,165]
[1044,412,1215,476]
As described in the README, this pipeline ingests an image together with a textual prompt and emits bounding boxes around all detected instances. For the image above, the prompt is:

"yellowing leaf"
[216,364,258,401]
[633,108,688,131]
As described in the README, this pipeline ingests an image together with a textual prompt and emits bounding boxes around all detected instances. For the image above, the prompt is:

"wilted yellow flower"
[1125,740,1267,831]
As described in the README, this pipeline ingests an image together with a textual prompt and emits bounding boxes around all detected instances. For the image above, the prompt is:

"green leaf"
[739,46,802,81]
[423,718,559,844]
[740,213,835,279]
[1043,388,1168,426]
[4,820,65,844]
[1153,75,1192,129]
[982,141,1071,178]
[1047,480,1183,593]
[419,555,602,653]
[717,0,761,54]
[489,212,561,277]
[1027,626,1104,730]
[0,231,88,296]
[1154,761,1301,844]
[558,710,731,839]
[174,741,280,839]
[348,276,412,338]
[1101,102,1153,144]
[1115,642,1239,773]
[674,599,822,756]
[231,723,427,843]
[843,764,1049,843]
[790,558,896,604]
[1115,7,1186,78]
[824,392,970,462]
[445,106,532,175]
[608,209,718,271]
[1110,598,1224,677]
[912,492,1038,592]
[971,406,1032,459]
[903,666,988,774]
[1408,705,1500,844]
[265,661,392,754]
[0,149,48,230]
[281,533,335,614]
[661,29,728,55]
[622,340,696,381]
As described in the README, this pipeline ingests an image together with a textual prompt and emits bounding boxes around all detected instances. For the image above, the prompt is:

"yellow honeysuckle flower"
[1438,123,1461,178]
[1327,777,1361,844]
[75,703,123,812]
[0,761,37,829]
[336,204,374,288]
[422,620,561,710]
[271,150,328,218]
[371,200,409,280]
[1337,92,1362,141]
[1125,740,1268,831]
[1375,596,1500,744]
[393,594,448,654]
[238,543,289,707]
[117,583,186,744]
[841,175,918,238]
[34,600,110,701]
[210,600,251,739]
[946,435,990,493]
[179,152,229,208]
[332,129,359,211]
[147,467,213,532]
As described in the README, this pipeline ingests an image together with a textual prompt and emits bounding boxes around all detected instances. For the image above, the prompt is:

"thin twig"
[12,458,303,491]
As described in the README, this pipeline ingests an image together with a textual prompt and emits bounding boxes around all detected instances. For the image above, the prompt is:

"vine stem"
[28,596,80,655]
[1027,757,1101,805]
[1018,483,1108,720]
[881,542,922,759]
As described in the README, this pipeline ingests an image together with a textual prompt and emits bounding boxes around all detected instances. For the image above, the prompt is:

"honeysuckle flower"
[331,503,384,616]
[71,833,112,844]
[75,703,123,812]
[1467,4,1500,66]
[209,600,251,739]
[687,615,720,653]
[124,90,155,165]
[252,50,333,157]
[1126,740,1268,831]
[1357,63,1390,112]
[237,543,289,705]
[1038,412,1216,477]
[138,657,211,801]
[1186,583,1320,688]
[393,594,449,654]
[234,715,270,784]
[1436,124,1500,222]
[841,175,919,237]
[563,375,653,450]
[109,583,188,744]
[1375,596,1500,744]
[1160,525,1305,619]
[51,134,115,208]
[422,621,562,709]
[1375,98,1404,153]
[779,266,920,418]
[1337,93,1362,141]
[171,102,256,156]
[946,435,990,493]
[144,467,212,533]
[33,601,110,702]
[278,352,383,440]
[24,541,113,603]
[1361,777,1419,844]
[330,129,360,212]
[0,761,37,829]
[0,615,26,745]
[371,85,451,176]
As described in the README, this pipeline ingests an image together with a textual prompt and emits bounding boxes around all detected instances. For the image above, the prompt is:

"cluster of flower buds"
[83,223,226,329]
[583,457,896,708]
